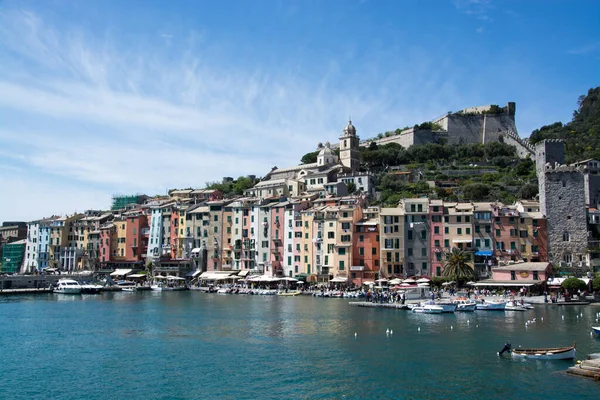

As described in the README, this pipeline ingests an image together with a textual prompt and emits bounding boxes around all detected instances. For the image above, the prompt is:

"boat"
[592,327,600,336]
[510,343,577,360]
[80,284,103,294]
[476,300,506,310]
[505,300,528,312]
[453,298,477,312]
[436,301,457,313]
[412,304,444,314]
[121,287,136,292]
[277,291,301,296]
[151,283,187,292]
[53,279,83,294]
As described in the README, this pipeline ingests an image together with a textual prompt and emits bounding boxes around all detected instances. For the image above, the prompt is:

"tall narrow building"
[536,140,588,269]
[339,120,360,172]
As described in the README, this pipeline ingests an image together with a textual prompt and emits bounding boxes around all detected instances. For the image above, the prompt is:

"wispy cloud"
[567,42,600,55]
[454,0,494,32]
[0,8,462,222]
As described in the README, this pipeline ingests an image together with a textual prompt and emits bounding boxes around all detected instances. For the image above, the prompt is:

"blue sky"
[1,0,599,223]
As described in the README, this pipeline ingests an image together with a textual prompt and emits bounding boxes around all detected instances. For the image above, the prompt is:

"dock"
[567,357,600,380]
[0,288,53,295]
[348,302,410,310]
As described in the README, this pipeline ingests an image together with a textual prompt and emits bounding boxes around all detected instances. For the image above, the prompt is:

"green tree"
[518,183,538,200]
[347,182,357,194]
[592,273,600,292]
[561,277,587,293]
[442,248,476,283]
[300,151,318,164]
[233,176,256,195]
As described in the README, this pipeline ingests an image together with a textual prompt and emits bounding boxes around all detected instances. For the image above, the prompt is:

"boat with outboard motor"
[476,299,507,310]
[411,304,444,314]
[453,298,477,312]
[592,326,600,336]
[498,342,576,360]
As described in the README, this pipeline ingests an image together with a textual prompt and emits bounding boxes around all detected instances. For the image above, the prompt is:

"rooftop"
[492,261,551,272]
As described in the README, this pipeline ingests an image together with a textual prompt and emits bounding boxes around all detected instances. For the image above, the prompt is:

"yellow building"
[379,207,404,277]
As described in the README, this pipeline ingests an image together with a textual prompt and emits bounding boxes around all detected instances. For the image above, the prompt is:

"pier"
[567,356,600,380]
[0,288,53,295]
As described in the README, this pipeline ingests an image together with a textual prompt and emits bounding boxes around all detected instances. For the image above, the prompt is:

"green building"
[111,194,149,211]
[1,239,26,274]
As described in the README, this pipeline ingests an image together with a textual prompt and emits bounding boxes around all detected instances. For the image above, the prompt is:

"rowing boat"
[511,343,576,360]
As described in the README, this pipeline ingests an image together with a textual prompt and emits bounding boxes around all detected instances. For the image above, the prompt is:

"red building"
[350,219,380,286]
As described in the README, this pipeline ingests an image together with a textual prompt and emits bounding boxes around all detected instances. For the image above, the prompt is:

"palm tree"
[442,248,475,283]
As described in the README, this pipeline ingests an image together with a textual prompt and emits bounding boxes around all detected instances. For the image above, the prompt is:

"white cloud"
[0,7,474,222]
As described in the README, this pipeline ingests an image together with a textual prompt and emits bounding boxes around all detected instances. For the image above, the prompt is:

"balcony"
[270,247,281,254]
[271,236,281,243]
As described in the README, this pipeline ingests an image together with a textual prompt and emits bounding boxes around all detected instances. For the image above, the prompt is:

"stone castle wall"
[539,167,588,266]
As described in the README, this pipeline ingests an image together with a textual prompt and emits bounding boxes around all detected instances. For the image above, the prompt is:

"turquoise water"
[1,293,599,399]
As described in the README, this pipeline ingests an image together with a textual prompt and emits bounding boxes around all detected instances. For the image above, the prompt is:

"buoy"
[390,330,393,335]
[467,320,470,324]
[450,326,453,330]
[386,328,390,334]
[418,327,421,331]
[476,325,478,328]
[354,332,357,337]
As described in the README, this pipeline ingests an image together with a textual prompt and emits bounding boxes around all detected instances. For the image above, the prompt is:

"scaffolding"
[1,241,25,273]
[111,194,147,211]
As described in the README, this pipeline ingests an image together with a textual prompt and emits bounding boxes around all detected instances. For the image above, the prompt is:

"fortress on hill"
[337,102,535,158]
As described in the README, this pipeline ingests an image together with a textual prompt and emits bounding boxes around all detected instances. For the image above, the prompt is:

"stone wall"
[539,166,588,266]
[585,173,600,207]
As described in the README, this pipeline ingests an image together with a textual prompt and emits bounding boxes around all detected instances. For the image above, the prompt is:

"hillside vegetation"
[528,86,600,162]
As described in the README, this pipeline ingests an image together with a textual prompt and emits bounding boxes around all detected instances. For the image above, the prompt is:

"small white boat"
[453,299,477,312]
[53,279,83,294]
[412,305,444,314]
[80,284,103,294]
[121,287,136,292]
[476,300,506,311]
[592,327,600,336]
[505,300,528,312]
[436,301,457,313]
[511,344,576,360]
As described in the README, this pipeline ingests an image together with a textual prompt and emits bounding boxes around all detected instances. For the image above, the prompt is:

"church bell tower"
[339,120,360,172]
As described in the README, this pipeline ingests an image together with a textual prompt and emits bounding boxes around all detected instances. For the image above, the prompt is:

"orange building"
[350,218,380,286]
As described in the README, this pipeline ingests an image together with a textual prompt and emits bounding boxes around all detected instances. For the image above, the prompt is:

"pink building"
[491,262,551,282]
[270,205,284,276]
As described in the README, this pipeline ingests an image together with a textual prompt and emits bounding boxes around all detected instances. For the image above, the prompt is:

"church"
[245,121,375,199]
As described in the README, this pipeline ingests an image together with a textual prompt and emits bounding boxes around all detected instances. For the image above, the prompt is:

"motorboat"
[453,298,477,312]
[277,291,301,296]
[53,279,83,294]
[505,300,528,312]
[121,287,136,292]
[412,304,444,314]
[592,327,600,336]
[80,283,103,294]
[510,343,576,360]
[476,300,507,310]
[436,301,457,313]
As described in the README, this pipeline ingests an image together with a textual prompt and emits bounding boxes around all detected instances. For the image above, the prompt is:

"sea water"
[1,292,599,399]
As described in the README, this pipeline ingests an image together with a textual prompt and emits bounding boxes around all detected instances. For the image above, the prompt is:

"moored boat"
[510,343,576,360]
[453,298,477,312]
[53,279,83,294]
[592,327,600,336]
[476,300,506,311]
[80,284,103,294]
[277,291,301,296]
[505,300,528,312]
[412,304,444,314]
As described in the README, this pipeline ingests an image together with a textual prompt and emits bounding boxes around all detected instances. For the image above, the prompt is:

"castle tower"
[339,120,360,172]
[536,140,588,268]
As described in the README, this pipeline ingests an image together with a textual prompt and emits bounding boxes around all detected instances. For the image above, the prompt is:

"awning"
[331,277,348,283]
[186,270,202,277]
[475,250,493,256]
[110,269,132,276]
[472,282,537,287]
[127,274,147,278]
[238,270,249,277]
[452,239,473,243]
[191,248,201,253]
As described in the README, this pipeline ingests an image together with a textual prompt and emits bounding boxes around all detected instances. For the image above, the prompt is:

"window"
[562,231,570,242]
[434,240,440,247]
[510,242,516,250]
[457,216,462,223]
[359,247,364,256]
[485,225,491,233]
[466,228,471,235]
[407,248,413,256]
[434,226,440,234]
[475,225,480,233]
[444,216,449,223]
[496,229,501,237]
[465,216,470,223]
[338,248,346,255]
[457,228,462,235]
[421,248,426,257]
[444,239,449,248]
[339,261,345,270]
[372,247,377,255]
[444,227,449,234]
[510,271,516,280]
[408,230,413,240]
[475,239,481,247]
[359,235,364,242]
[421,231,426,240]
[533,271,539,280]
